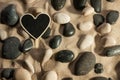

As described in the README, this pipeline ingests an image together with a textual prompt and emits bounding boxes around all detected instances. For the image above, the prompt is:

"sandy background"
[0,0,120,80]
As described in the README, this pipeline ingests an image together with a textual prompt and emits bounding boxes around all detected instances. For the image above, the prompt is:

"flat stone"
[51,0,66,11]
[93,14,105,27]
[49,35,62,49]
[55,50,74,63]
[21,39,33,52]
[90,0,102,13]
[1,68,14,79]
[94,63,104,74]
[62,22,75,37]
[82,6,95,16]
[106,10,119,24]
[90,76,108,80]
[74,52,96,75]
[1,4,19,26]
[2,37,21,59]
[0,29,8,41]
[73,0,87,11]
[53,12,70,24]
[42,27,51,39]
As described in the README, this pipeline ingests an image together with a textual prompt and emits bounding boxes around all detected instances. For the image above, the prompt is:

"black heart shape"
[20,13,51,39]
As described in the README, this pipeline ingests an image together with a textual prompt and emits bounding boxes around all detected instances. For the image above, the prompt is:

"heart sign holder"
[20,13,51,48]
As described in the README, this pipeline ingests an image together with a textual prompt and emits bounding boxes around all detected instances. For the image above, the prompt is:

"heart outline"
[20,13,51,39]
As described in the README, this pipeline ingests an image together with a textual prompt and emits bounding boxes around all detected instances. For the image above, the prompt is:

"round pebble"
[51,0,66,11]
[2,37,21,59]
[55,50,74,63]
[93,14,105,27]
[1,68,14,79]
[82,6,95,16]
[106,0,114,2]
[78,21,93,31]
[94,63,104,74]
[106,10,119,24]
[74,52,96,75]
[21,39,33,53]
[42,27,51,39]
[53,12,70,24]
[49,35,62,49]
[62,22,75,37]
[44,71,57,80]
[91,76,108,80]
[0,29,8,41]
[62,77,73,80]
[1,4,19,26]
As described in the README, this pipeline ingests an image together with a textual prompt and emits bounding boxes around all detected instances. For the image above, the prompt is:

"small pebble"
[44,71,57,80]
[62,77,73,80]
[106,0,115,2]
[42,27,51,39]
[90,0,102,13]
[55,50,74,63]
[1,68,14,79]
[14,68,32,80]
[94,63,104,74]
[78,35,94,50]
[21,39,33,53]
[106,10,119,24]
[91,76,108,80]
[82,6,95,16]
[0,29,8,41]
[73,0,87,11]
[108,78,112,80]
[103,45,120,56]
[1,4,19,26]
[74,52,96,75]
[53,12,70,24]
[93,14,105,27]
[62,22,75,37]
[97,23,111,34]
[49,35,62,49]
[78,21,93,31]
[51,0,66,11]
[2,37,21,59]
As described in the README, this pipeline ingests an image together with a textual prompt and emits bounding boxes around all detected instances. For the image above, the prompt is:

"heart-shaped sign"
[20,13,51,39]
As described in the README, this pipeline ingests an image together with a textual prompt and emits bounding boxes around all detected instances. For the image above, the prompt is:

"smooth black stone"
[62,23,75,37]
[2,37,21,59]
[73,0,87,11]
[62,77,73,80]
[1,4,19,26]
[51,0,66,11]
[93,14,105,27]
[1,68,14,79]
[49,35,62,49]
[21,13,50,39]
[103,45,120,57]
[90,0,101,13]
[108,78,112,80]
[21,39,33,52]
[90,77,108,80]
[106,10,119,24]
[106,0,115,2]
[74,52,96,75]
[42,27,51,39]
[94,63,104,74]
[55,50,74,63]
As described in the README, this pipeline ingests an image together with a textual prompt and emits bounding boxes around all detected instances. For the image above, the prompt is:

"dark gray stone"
[2,37,21,59]
[106,10,119,24]
[90,77,108,80]
[42,27,51,39]
[55,50,74,63]
[103,45,120,57]
[62,23,75,37]
[51,0,66,11]
[1,4,19,26]
[21,39,33,52]
[93,14,105,27]
[62,77,73,80]
[90,0,101,13]
[106,0,115,2]
[73,0,87,11]
[94,63,104,74]
[49,35,62,49]
[1,68,14,79]
[74,52,96,75]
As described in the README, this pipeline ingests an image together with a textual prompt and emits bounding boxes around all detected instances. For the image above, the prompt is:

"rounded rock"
[106,0,114,2]
[53,12,70,24]
[90,76,108,80]
[0,29,8,41]
[49,35,62,49]
[55,50,74,63]
[42,27,51,39]
[44,71,57,80]
[82,6,95,16]
[62,22,75,37]
[74,52,96,75]
[2,37,21,59]
[62,77,73,80]
[94,63,104,74]
[1,4,19,26]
